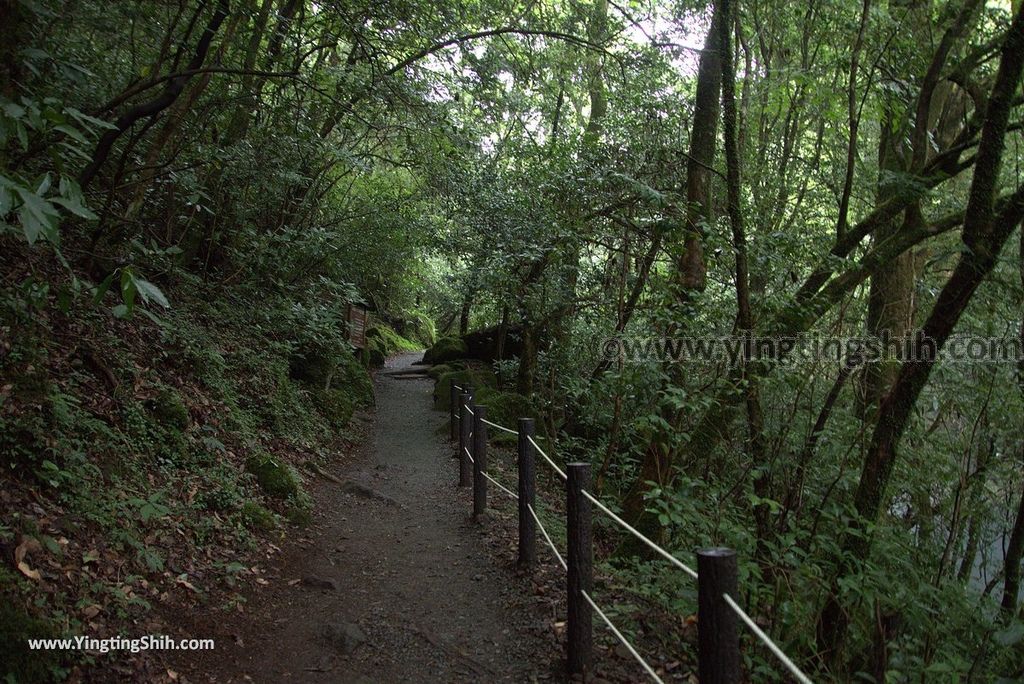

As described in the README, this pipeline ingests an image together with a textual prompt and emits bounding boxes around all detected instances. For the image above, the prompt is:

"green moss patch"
[367,323,420,353]
[238,501,277,532]
[423,336,468,365]
[334,350,374,407]
[246,452,301,499]
[316,387,355,426]
[147,386,189,430]
[427,363,452,379]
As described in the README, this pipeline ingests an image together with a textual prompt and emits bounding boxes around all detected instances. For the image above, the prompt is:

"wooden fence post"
[449,382,459,441]
[458,387,473,487]
[566,462,593,677]
[472,405,487,518]
[517,418,536,568]
[697,548,740,684]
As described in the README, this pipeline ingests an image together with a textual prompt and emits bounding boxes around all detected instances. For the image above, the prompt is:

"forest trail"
[173,353,550,682]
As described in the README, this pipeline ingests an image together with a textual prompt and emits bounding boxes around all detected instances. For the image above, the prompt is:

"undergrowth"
[0,264,375,681]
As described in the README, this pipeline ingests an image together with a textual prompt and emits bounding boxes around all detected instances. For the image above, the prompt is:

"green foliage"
[0,600,61,683]
[434,366,498,411]
[393,310,437,347]
[427,363,454,379]
[333,350,374,408]
[1,0,1022,678]
[316,387,355,426]
[473,387,533,433]
[285,489,314,526]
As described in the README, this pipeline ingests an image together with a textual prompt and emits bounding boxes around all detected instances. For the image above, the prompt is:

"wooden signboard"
[348,304,368,349]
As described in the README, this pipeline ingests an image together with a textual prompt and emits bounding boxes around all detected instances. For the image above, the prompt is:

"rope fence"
[482,417,518,435]
[482,470,518,500]
[582,589,666,684]
[722,593,814,684]
[581,490,698,581]
[529,502,567,570]
[446,382,813,683]
[528,434,567,480]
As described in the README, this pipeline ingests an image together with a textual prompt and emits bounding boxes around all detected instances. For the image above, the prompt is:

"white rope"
[722,593,814,684]
[527,503,567,570]
[581,590,665,684]
[581,490,698,581]
[482,471,519,500]
[527,435,567,480]
[465,405,474,416]
[481,418,519,435]
[463,446,474,464]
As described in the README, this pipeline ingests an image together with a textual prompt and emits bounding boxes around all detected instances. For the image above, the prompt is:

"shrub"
[434,366,498,411]
[334,350,374,406]
[473,387,534,430]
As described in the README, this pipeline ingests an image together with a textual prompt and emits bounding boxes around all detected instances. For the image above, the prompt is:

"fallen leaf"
[82,605,102,619]
[17,561,42,581]
[175,575,200,593]
[15,537,41,564]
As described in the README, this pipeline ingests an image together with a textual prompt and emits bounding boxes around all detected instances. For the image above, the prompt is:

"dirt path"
[174,353,553,682]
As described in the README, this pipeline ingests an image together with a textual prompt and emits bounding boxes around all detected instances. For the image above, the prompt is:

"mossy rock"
[148,387,189,430]
[196,483,240,512]
[422,336,468,365]
[238,500,277,531]
[0,601,60,683]
[367,339,387,367]
[316,387,355,426]
[426,364,451,379]
[246,452,300,499]
[434,366,498,411]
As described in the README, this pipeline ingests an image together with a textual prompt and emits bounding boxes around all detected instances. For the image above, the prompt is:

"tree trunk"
[1001,479,1024,615]
[583,0,608,145]
[619,0,723,531]
[79,0,231,191]
[719,0,770,546]
[675,0,723,297]
[817,5,1024,657]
